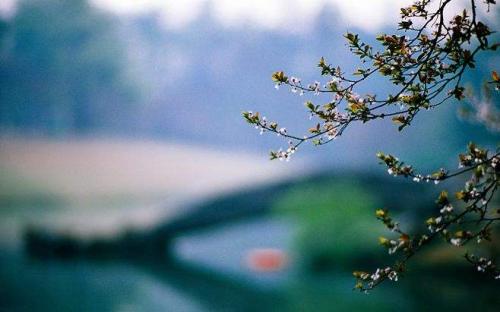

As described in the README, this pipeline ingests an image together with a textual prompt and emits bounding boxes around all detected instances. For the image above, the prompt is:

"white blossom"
[440,204,453,214]
[371,268,382,281]
[327,129,338,140]
[388,270,398,281]
[277,127,287,136]
[491,157,499,168]
[308,81,321,95]
[290,76,301,85]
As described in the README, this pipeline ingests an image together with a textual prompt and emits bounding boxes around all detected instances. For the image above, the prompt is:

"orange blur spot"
[245,248,288,272]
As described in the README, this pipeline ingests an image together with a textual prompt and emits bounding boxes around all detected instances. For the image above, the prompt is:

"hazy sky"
[0,0,410,32]
[2,0,488,34]
[92,0,408,32]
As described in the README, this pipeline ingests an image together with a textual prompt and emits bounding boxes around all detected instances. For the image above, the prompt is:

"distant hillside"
[0,137,294,242]
[0,137,292,200]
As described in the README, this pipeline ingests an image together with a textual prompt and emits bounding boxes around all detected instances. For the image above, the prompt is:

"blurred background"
[0,0,499,311]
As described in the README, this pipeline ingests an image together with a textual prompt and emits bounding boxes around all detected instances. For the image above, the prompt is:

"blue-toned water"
[1,203,499,311]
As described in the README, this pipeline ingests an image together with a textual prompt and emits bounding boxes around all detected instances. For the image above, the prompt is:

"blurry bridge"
[24,179,295,260]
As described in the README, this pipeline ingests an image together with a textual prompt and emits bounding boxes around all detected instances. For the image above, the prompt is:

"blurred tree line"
[0,0,139,135]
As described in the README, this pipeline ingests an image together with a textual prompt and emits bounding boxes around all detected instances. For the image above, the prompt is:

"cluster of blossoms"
[465,253,500,279]
[287,76,303,95]
[245,0,497,161]
[354,143,500,292]
[244,0,499,292]
[242,111,297,161]
[276,74,323,97]
[270,142,297,162]
[376,152,449,184]
[353,267,399,293]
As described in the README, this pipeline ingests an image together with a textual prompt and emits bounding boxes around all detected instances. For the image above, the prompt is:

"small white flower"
[388,271,398,281]
[290,76,301,85]
[450,238,461,246]
[371,269,382,281]
[440,204,453,214]
[277,128,287,136]
[327,129,338,140]
[308,81,321,95]
[390,222,400,232]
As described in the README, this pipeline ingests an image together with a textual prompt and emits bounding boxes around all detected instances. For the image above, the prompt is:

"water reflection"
[1,173,500,311]
[2,243,500,311]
